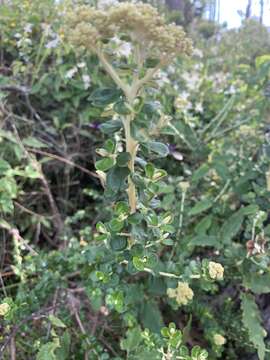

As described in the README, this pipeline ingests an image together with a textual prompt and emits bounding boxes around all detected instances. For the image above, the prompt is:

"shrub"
[0,1,270,359]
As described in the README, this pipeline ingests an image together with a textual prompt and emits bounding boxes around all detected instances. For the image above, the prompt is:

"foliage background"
[0,0,270,359]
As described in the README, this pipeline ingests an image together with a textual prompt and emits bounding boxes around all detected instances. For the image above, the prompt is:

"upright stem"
[123,114,138,213]
[96,50,151,213]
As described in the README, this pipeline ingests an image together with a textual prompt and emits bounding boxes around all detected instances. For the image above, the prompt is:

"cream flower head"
[167,281,194,305]
[0,303,10,316]
[213,333,226,346]
[64,3,192,62]
[208,261,224,280]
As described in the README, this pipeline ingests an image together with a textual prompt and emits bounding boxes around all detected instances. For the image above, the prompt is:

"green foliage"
[0,1,270,359]
[241,294,266,360]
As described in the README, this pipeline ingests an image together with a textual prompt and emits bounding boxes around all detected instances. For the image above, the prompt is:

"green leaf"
[182,316,192,344]
[110,236,128,251]
[189,199,212,216]
[145,163,155,179]
[240,204,259,216]
[256,54,270,68]
[191,346,208,360]
[96,221,107,234]
[0,195,14,214]
[116,152,131,167]
[132,256,145,271]
[192,164,209,183]
[115,201,129,216]
[152,169,167,181]
[143,141,169,158]
[140,301,164,333]
[0,159,11,175]
[55,331,70,360]
[37,339,60,360]
[128,213,143,225]
[195,215,212,235]
[213,161,230,181]
[243,273,270,294]
[106,291,124,312]
[22,137,47,148]
[48,315,66,328]
[221,212,243,244]
[86,287,103,312]
[113,100,132,115]
[162,238,174,246]
[24,165,42,179]
[106,166,130,192]
[104,139,116,153]
[241,293,266,360]
[109,218,124,232]
[95,157,114,171]
[189,235,220,248]
[100,119,122,134]
[145,58,160,68]
[0,177,17,197]
[144,253,158,268]
[0,219,11,230]
[89,87,121,106]
[121,327,142,352]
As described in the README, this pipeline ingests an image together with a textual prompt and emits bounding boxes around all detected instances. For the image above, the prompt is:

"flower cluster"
[167,281,194,305]
[0,302,10,316]
[208,261,224,280]
[213,333,226,346]
[64,3,192,61]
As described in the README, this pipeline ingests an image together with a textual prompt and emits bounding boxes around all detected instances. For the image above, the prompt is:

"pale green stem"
[96,50,139,212]
[97,50,131,96]
[143,267,183,279]
[168,123,194,150]
[123,115,138,213]
[96,50,162,214]
[177,190,186,239]
[213,179,231,203]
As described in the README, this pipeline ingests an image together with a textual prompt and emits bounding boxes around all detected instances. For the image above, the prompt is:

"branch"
[29,149,98,179]
[0,85,30,94]
[12,125,64,240]
[97,50,131,96]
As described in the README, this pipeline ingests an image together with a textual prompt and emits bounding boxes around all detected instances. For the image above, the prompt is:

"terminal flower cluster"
[64,3,192,62]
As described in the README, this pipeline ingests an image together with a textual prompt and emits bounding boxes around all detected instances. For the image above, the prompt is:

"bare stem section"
[96,51,140,213]
[123,116,138,213]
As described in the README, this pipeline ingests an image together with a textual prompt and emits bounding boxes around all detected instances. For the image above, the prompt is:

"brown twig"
[12,125,64,241]
[67,291,91,360]
[14,201,45,219]
[0,85,30,94]
[29,148,98,179]
[10,337,16,360]
[0,271,14,278]
[9,228,38,256]
[98,336,119,357]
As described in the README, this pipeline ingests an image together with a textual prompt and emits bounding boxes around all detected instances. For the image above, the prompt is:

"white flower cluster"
[65,62,91,89]
[0,303,10,316]
[208,261,224,280]
[213,333,226,346]
[167,281,194,306]
[64,3,192,62]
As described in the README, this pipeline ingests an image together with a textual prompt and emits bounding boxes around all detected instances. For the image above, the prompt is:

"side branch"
[97,50,131,96]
